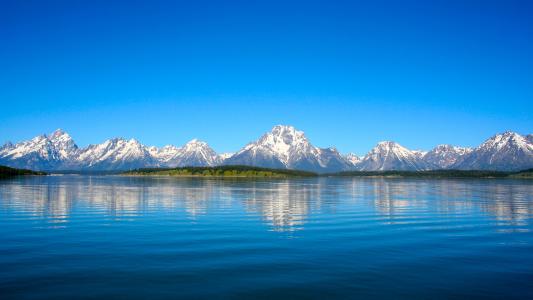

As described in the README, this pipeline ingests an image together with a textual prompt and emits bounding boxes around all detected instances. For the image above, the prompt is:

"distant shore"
[3,165,532,179]
[121,165,317,178]
[122,166,533,179]
[328,169,533,179]
[0,165,47,178]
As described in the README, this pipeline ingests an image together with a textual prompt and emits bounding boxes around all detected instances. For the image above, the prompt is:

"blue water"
[0,175,532,299]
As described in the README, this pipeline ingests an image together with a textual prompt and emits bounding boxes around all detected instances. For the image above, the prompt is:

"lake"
[1,175,532,299]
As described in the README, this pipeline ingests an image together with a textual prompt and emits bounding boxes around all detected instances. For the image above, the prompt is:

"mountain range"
[1,126,532,172]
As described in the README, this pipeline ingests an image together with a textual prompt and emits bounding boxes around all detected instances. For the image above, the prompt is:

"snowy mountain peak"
[50,128,68,138]
[480,131,527,150]
[2,128,532,172]
[345,153,362,165]
[225,125,351,172]
[183,139,208,148]
[372,141,412,155]
[247,125,311,162]
[255,125,310,156]
[271,124,300,136]
[423,144,472,169]
[1,141,14,150]
[170,139,219,167]
[452,131,533,171]
[357,141,430,171]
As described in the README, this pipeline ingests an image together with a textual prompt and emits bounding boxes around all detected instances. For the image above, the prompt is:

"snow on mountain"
[217,152,234,163]
[2,128,532,172]
[452,131,533,171]
[0,130,222,171]
[527,134,533,144]
[345,153,362,166]
[0,141,14,153]
[49,129,79,160]
[357,141,431,171]
[411,150,428,159]
[151,145,181,164]
[0,129,79,170]
[166,139,220,167]
[223,125,352,172]
[76,138,158,170]
[423,144,472,169]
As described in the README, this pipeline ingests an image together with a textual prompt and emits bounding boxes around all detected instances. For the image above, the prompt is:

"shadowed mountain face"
[0,127,532,172]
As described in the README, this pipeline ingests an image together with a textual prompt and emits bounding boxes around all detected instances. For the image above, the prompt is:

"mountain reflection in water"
[0,175,531,232]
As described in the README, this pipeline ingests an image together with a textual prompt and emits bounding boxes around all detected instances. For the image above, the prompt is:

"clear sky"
[1,0,532,155]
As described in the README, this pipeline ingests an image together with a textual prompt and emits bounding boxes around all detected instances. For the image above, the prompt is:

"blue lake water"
[0,175,532,299]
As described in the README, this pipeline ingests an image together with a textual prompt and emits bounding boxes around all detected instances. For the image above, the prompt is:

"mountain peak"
[185,138,208,146]
[424,144,472,168]
[2,128,532,172]
[376,141,400,148]
[358,140,429,171]
[453,131,533,171]
[481,131,528,149]
[51,128,67,137]
[346,153,362,165]
[271,124,297,132]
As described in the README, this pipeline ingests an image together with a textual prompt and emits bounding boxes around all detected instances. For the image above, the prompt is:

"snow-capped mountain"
[223,125,352,172]
[423,144,473,169]
[150,145,181,165]
[345,153,362,166]
[164,139,220,167]
[75,138,158,170]
[452,131,533,171]
[1,128,532,172]
[0,129,79,170]
[0,130,221,171]
[411,150,428,159]
[356,141,431,171]
[217,152,234,163]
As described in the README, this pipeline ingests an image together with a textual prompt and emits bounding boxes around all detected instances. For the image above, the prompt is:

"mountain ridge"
[1,126,531,172]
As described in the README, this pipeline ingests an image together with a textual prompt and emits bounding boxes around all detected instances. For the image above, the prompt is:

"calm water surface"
[1,175,533,299]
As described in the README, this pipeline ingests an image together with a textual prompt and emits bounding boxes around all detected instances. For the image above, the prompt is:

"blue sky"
[1,0,532,154]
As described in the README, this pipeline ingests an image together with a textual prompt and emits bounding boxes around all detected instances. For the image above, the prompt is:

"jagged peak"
[480,131,528,149]
[182,139,212,151]
[267,125,306,139]
[431,144,470,152]
[184,138,208,146]
[161,144,179,150]
[109,137,126,143]
[434,144,455,149]
[51,128,67,137]
[261,125,308,142]
[345,152,362,164]
[373,141,407,151]
[376,141,399,147]
[271,124,297,132]
[500,130,519,136]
